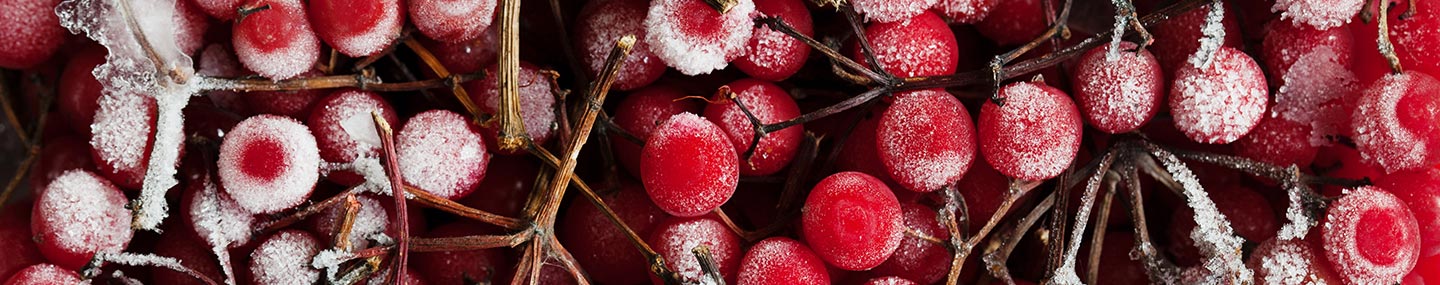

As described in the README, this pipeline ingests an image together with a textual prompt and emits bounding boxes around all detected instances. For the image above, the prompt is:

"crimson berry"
[560,183,668,285]
[195,0,242,20]
[802,171,903,271]
[248,230,322,285]
[465,62,558,155]
[850,0,936,23]
[180,177,256,249]
[735,0,812,82]
[307,0,404,56]
[640,113,739,217]
[1234,116,1319,167]
[1168,46,1269,144]
[871,202,950,284]
[1349,71,1440,173]
[57,46,106,136]
[1321,186,1422,284]
[29,136,95,196]
[575,0,665,90]
[32,170,133,270]
[1071,42,1164,134]
[218,114,321,214]
[0,0,63,69]
[612,85,702,178]
[1260,18,1355,87]
[978,81,1083,181]
[736,237,830,285]
[1271,0,1364,29]
[2,264,82,285]
[232,0,321,80]
[1247,238,1344,285]
[974,0,1051,46]
[703,79,804,176]
[244,71,327,119]
[851,11,958,77]
[1376,169,1440,258]
[1149,3,1242,75]
[409,0,495,43]
[89,90,160,190]
[305,89,400,185]
[877,89,977,192]
[420,32,497,75]
[1168,184,1277,266]
[935,0,999,23]
[397,110,490,200]
[647,216,743,284]
[0,203,43,280]
[413,221,513,284]
[643,0,756,75]
[151,230,225,285]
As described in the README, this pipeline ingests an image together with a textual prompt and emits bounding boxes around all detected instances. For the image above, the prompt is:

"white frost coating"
[1146,148,1253,284]
[1170,48,1267,144]
[218,115,321,214]
[37,170,133,257]
[1273,0,1361,29]
[190,177,256,249]
[95,252,191,274]
[1274,47,1356,145]
[90,91,152,175]
[57,0,204,230]
[1187,1,1226,69]
[1049,155,1111,285]
[310,248,350,282]
[250,231,322,285]
[1106,14,1127,62]
[341,113,383,148]
[644,0,756,75]
[851,0,938,23]
[1258,241,1325,285]
[1351,73,1431,173]
[1277,183,1315,241]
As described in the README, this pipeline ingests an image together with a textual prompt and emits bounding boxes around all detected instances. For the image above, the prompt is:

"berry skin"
[408,0,496,43]
[218,115,321,214]
[89,90,160,190]
[560,183,668,285]
[1321,186,1422,285]
[0,203,44,280]
[305,89,400,185]
[0,0,64,69]
[465,62,558,155]
[1168,46,1269,144]
[1149,3,1242,75]
[30,136,96,196]
[420,30,497,75]
[850,0,938,23]
[232,0,321,80]
[1070,42,1165,134]
[870,203,950,284]
[172,0,210,55]
[736,237,830,285]
[934,0,999,23]
[851,11,958,78]
[876,89,977,192]
[646,216,743,284]
[974,0,1050,46]
[307,0,404,56]
[248,230,322,285]
[412,221,513,285]
[1234,114,1320,167]
[735,0,812,82]
[641,113,740,217]
[978,81,1083,181]
[2,264,82,285]
[32,170,133,270]
[612,85,702,178]
[802,171,903,271]
[1376,169,1440,258]
[195,0,242,20]
[703,79,804,176]
[1272,0,1363,29]
[1260,18,1354,87]
[1349,71,1440,173]
[643,0,756,75]
[575,0,665,90]
[244,73,327,119]
[396,110,490,200]
[57,46,107,136]
[1247,238,1344,285]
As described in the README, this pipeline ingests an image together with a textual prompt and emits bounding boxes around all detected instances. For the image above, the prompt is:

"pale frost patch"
[644,0,756,75]
[1187,1,1226,69]
[1146,148,1253,284]
[1273,0,1361,29]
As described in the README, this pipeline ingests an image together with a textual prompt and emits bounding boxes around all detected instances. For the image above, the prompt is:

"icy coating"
[187,177,256,249]
[877,89,976,192]
[641,112,739,217]
[651,217,740,283]
[231,0,320,80]
[1274,47,1356,145]
[737,238,830,285]
[250,231,322,285]
[89,90,155,188]
[1322,186,1421,285]
[397,110,489,199]
[851,0,938,23]
[1073,43,1163,134]
[979,82,1082,180]
[934,0,996,23]
[1273,0,1361,29]
[34,170,133,269]
[57,0,207,230]
[1169,47,1267,144]
[218,115,321,214]
[312,0,403,56]
[1351,72,1439,173]
[576,0,664,90]
[644,0,756,75]
[1253,239,1328,285]
[859,12,959,78]
[704,79,804,176]
[409,0,495,43]
[1188,1,1227,69]
[1146,148,1253,284]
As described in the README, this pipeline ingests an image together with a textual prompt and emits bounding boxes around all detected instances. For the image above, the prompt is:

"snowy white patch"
[1187,1,1226,69]
[1146,148,1253,284]
[1273,0,1362,29]
[644,0,756,75]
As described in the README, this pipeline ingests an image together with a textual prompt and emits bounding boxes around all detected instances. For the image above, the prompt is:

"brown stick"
[371,111,411,285]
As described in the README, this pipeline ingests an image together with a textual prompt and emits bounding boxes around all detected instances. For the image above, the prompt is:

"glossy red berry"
[612,85,702,178]
[1234,116,1319,167]
[561,183,668,285]
[877,89,977,192]
[1071,42,1164,134]
[0,0,64,69]
[703,79,804,176]
[2,264,82,285]
[935,0,999,23]
[1168,46,1269,144]
[735,0,812,81]
[851,11,958,77]
[978,81,1083,180]
[1321,186,1422,285]
[736,237,830,285]
[871,202,950,284]
[802,171,903,271]
[1349,71,1440,173]
[409,0,495,43]
[641,113,739,217]
[647,216,743,284]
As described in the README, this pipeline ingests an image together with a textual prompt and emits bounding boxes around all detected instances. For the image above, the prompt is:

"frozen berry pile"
[0,0,1437,284]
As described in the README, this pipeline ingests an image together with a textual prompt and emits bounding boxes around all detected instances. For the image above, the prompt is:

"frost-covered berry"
[218,115,321,214]
[871,202,950,284]
[2,264,82,285]
[1071,42,1164,134]
[409,0,495,43]
[1247,238,1343,285]
[308,0,404,56]
[90,91,159,190]
[195,0,242,20]
[1168,47,1268,144]
[647,216,742,284]
[0,0,64,69]
[703,79,804,176]
[1272,0,1362,29]
[575,0,665,90]
[643,0,756,75]
[0,202,44,280]
[31,170,133,270]
[1321,186,1421,285]
[181,177,256,249]
[1349,72,1440,173]
[802,171,902,271]
[245,70,329,119]
[735,0,811,81]
[851,11,958,78]
[641,113,739,217]
[1235,116,1318,167]
[1149,3,1242,75]
[1260,19,1353,87]
[1376,169,1440,258]
[421,29,497,75]
[306,89,400,185]
[934,0,998,23]
[864,276,920,285]
[58,46,106,136]
[232,0,321,80]
[248,230,322,285]
[397,110,490,200]
[465,62,558,155]
[736,237,830,285]
[978,81,1083,181]
[877,89,977,192]
[612,85,702,178]
[851,0,938,23]
[974,0,1049,46]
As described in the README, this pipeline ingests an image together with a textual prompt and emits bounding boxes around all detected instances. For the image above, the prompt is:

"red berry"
[0,0,64,69]
[641,113,739,217]
[420,30,497,75]
[836,106,892,182]
[0,203,44,280]
[244,70,327,119]
[2,264,81,285]
[1168,46,1269,144]
[173,0,210,55]
[194,0,242,20]
[29,136,96,196]
[397,110,490,200]
[458,155,538,218]
[1385,0,1440,79]
[89,90,159,190]
[802,171,903,271]
[958,158,1009,233]
[1349,71,1440,173]
[1376,169,1440,258]
[974,0,1050,46]
[850,0,937,23]
[643,0,756,75]
[248,230,322,285]
[57,46,107,136]
[1168,185,1277,266]
[180,177,256,249]
[1321,186,1422,284]
[1272,0,1364,29]
[1071,42,1165,134]
[465,62,558,155]
[560,183,668,285]
[32,170,133,270]
[196,44,249,114]
[218,114,321,214]
[871,203,950,284]
[1260,18,1354,87]
[978,81,1083,180]
[408,0,495,43]
[1234,116,1320,167]
[736,237,830,285]
[1247,238,1343,285]
[305,89,400,185]
[612,85,703,178]
[735,0,812,81]
[575,0,665,90]
[1149,3,1242,75]
[863,276,919,285]
[703,79,804,176]
[413,221,513,284]
[934,0,999,23]
[308,0,404,56]
[851,11,958,77]
[151,230,225,285]
[877,89,977,192]
[232,0,321,80]
[646,216,743,284]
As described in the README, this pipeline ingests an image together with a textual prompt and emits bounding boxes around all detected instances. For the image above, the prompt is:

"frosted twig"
[1140,142,1253,283]
[1049,151,1115,285]
[983,191,1057,285]
[89,252,220,285]
[1118,163,1181,284]
[693,245,727,285]
[1375,0,1405,74]
[1186,0,1226,69]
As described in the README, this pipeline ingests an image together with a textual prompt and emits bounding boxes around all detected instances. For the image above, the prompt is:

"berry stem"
[702,0,738,13]
[1085,178,1116,285]
[404,184,526,229]
[334,194,360,250]
[370,111,411,285]
[493,0,529,153]
[0,75,29,145]
[199,71,486,93]
[841,4,897,84]
[117,0,187,85]
[985,0,1073,105]
[692,245,727,285]
[254,186,363,236]
[408,231,535,252]
[351,32,407,73]
[1376,0,1406,74]
[401,37,484,123]
[1049,150,1116,284]
[754,16,888,84]
[84,252,221,285]
[983,190,1058,285]
[1117,163,1181,284]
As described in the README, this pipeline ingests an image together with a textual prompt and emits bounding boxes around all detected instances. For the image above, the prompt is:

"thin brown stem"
[254,186,363,236]
[701,0,738,13]
[693,245,727,285]
[0,75,29,145]
[371,111,411,285]
[985,0,1073,104]
[404,184,526,230]
[841,5,894,84]
[1086,174,1118,285]
[402,37,485,121]
[201,72,485,93]
[983,191,1057,285]
[494,0,528,154]
[409,231,535,252]
[754,17,887,83]
[335,194,361,250]
[1119,163,1180,284]
[1377,0,1405,74]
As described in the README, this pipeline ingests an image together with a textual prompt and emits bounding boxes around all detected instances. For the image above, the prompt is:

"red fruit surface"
[89,90,160,190]
[248,230,322,285]
[1071,42,1164,134]
[1235,116,1319,167]
[1349,71,1440,173]
[646,216,743,284]
[243,71,326,119]
[194,0,241,20]
[560,183,668,285]
[1377,169,1440,258]
[0,203,44,281]
[218,115,320,214]
[32,170,133,270]
[850,0,937,23]
[851,11,958,77]
[640,113,739,217]
[612,85,702,178]
[458,155,537,218]
[978,81,1083,180]
[736,237,830,285]
[643,0,756,75]
[802,171,903,271]
[196,44,250,114]
[421,30,497,75]
[0,0,63,69]
[836,106,892,182]
[57,47,106,136]
[958,158,1008,233]
[934,0,999,23]
[735,0,812,81]
[974,0,1049,46]
[703,79,804,176]
[1261,18,1354,87]
[180,176,256,249]
[1149,3,1242,75]
[864,276,919,285]
[871,203,950,284]
[151,231,224,285]
[1168,46,1269,144]
[2,264,81,285]
[877,89,976,192]
[29,136,95,195]
[413,221,513,285]
[575,0,665,90]
[305,89,400,185]
[308,0,403,56]
[1247,238,1344,285]
[173,0,209,55]
[408,0,495,43]
[396,109,490,200]
[1382,0,1440,79]
[232,0,320,80]
[466,62,558,154]
[1322,186,1422,285]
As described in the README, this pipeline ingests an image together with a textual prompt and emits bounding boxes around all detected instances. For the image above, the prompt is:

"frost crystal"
[57,0,205,230]
[1277,183,1315,241]
[1049,155,1110,285]
[95,252,192,275]
[1106,14,1127,62]
[1187,1,1226,69]
[1146,148,1253,283]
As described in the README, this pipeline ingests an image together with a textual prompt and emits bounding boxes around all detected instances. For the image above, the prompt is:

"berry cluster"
[0,0,1436,284]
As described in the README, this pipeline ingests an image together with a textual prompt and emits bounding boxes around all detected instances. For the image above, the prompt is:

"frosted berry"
[232,0,321,80]
[802,171,902,271]
[647,216,743,284]
[1349,72,1440,173]
[2,264,82,285]
[248,230,322,285]
[151,230,225,285]
[1149,3,1242,75]
[1272,0,1363,29]
[703,79,804,176]
[195,0,242,20]
[1070,42,1164,134]
[244,71,327,119]
[181,177,256,249]
[850,0,938,23]
[643,0,756,75]
[1260,18,1354,87]
[641,113,738,217]
[308,0,404,56]
[0,0,64,69]
[89,91,159,190]
[877,89,977,192]
[1376,169,1440,258]
[1168,46,1268,144]
[850,11,958,78]
[1247,238,1343,285]
[421,29,497,75]
[612,85,702,178]
[31,136,96,196]
[1234,116,1319,167]
[408,0,495,43]
[735,0,812,81]
[173,0,210,55]
[32,170,133,270]
[934,0,999,23]
[218,115,321,214]
[306,89,400,185]
[0,203,44,280]
[57,46,106,136]
[465,62,558,154]
[1167,185,1277,266]
[575,0,665,90]
[864,276,919,285]
[978,81,1083,181]
[736,237,830,285]
[1321,186,1422,285]
[397,110,490,200]
[871,202,951,284]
